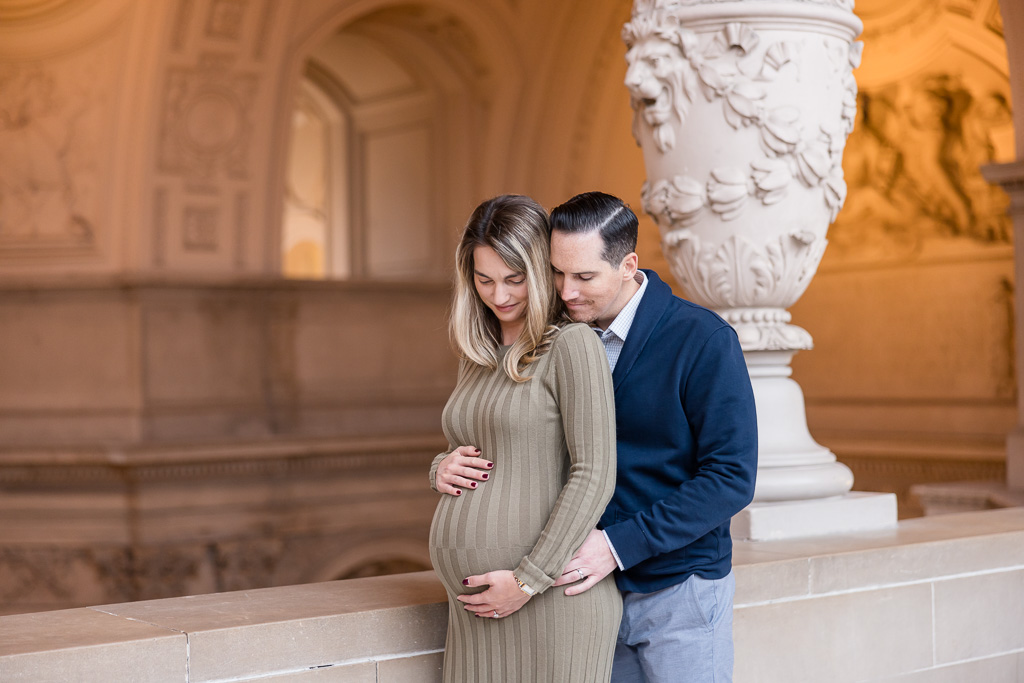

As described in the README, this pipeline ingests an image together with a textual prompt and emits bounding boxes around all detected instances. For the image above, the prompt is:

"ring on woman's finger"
[492,610,500,619]
[575,568,586,581]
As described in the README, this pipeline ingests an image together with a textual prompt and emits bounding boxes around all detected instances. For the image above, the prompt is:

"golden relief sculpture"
[832,76,1013,258]
[827,0,1013,263]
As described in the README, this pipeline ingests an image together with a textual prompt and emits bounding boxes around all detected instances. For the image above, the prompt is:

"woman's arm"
[458,325,616,616]
[513,325,617,592]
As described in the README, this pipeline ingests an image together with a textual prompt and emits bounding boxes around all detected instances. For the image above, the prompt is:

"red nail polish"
[486,462,494,469]
[462,579,469,585]
[470,482,477,488]
[474,449,481,454]
[455,490,462,495]
[482,473,489,480]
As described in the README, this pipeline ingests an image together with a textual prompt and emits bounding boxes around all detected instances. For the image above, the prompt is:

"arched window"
[283,8,487,281]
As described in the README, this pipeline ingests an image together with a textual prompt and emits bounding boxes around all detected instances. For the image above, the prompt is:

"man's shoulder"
[648,288,732,339]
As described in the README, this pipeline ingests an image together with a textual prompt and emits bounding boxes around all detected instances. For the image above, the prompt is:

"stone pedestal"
[733,491,896,541]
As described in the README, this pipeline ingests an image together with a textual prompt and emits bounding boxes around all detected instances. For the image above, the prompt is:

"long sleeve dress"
[428,323,622,683]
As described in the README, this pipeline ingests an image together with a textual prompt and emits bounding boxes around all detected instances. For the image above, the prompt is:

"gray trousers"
[612,572,735,683]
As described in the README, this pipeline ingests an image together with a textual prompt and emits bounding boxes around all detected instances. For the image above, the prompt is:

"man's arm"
[603,325,757,570]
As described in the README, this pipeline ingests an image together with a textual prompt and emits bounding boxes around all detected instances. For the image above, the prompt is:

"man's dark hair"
[549,191,639,267]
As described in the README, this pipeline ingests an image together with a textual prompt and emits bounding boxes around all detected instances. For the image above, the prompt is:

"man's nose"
[559,282,577,301]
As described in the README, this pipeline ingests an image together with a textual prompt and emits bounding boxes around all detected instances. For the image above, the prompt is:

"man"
[548,191,757,682]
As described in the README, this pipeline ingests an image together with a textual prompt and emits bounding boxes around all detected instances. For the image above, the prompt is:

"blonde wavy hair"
[451,195,562,382]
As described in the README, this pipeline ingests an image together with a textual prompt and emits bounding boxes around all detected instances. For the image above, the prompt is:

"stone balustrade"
[2,508,1024,682]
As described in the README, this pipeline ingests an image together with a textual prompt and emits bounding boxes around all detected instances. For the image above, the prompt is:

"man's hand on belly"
[552,529,618,596]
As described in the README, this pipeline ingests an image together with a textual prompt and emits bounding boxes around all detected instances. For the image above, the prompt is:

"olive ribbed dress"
[428,323,622,683]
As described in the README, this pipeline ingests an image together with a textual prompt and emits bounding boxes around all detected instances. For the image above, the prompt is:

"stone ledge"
[0,572,447,683]
[2,509,1024,682]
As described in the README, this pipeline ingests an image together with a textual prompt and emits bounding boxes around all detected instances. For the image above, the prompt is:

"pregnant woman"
[428,194,621,682]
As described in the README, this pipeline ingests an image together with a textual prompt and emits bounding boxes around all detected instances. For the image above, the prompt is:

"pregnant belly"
[428,491,547,596]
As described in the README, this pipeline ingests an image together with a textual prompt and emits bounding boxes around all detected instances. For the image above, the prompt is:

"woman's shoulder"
[550,321,602,353]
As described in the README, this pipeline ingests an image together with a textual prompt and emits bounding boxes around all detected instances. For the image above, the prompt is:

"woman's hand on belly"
[436,446,494,496]
[457,570,530,619]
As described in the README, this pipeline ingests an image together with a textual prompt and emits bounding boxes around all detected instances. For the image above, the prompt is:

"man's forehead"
[550,230,609,269]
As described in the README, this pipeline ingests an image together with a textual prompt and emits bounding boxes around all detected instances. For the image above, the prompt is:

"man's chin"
[566,308,596,324]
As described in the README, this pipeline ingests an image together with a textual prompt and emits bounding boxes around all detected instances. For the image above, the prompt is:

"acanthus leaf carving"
[765,230,828,304]
[710,235,774,306]
[661,229,829,311]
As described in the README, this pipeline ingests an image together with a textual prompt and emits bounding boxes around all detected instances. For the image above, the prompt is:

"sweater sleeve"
[602,324,758,569]
[513,324,617,593]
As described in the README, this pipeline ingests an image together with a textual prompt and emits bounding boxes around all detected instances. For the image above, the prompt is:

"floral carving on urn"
[624,0,862,352]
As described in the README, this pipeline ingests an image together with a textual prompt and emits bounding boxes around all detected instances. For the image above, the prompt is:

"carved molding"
[158,53,258,188]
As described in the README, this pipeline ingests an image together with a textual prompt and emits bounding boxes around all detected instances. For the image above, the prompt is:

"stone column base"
[733,491,897,541]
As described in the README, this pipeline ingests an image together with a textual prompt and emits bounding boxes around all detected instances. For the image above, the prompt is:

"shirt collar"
[600,271,648,342]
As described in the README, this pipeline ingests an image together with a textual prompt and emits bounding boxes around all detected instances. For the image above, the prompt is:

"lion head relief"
[623,15,697,153]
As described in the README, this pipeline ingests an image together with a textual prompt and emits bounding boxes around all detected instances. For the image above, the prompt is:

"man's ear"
[621,252,639,280]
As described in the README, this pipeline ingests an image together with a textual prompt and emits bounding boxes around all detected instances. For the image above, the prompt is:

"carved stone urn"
[625,0,863,502]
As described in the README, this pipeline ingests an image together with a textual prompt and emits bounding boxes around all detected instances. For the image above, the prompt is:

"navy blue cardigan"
[600,270,758,594]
